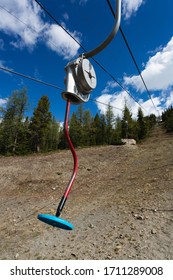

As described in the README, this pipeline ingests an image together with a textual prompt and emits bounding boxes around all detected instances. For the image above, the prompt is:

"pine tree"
[149,114,157,129]
[100,114,107,144]
[113,116,123,145]
[83,110,92,146]
[90,113,102,145]
[162,106,173,132]
[58,127,67,149]
[105,103,114,144]
[30,96,52,152]
[16,117,31,154]
[76,104,84,126]
[69,112,81,147]
[0,88,28,154]
[121,104,133,139]
[137,107,148,140]
[47,117,60,151]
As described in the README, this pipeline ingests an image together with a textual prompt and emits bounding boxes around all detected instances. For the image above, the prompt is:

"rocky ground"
[0,124,172,260]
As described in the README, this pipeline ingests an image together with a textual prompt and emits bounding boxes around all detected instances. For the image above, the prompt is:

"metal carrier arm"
[37,0,122,230]
[82,0,121,58]
[62,0,121,105]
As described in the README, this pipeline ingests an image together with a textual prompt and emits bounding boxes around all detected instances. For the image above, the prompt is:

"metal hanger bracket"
[61,0,121,104]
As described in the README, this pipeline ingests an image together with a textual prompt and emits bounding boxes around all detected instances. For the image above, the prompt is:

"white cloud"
[0,0,81,58]
[101,81,119,94]
[96,90,139,119]
[96,78,173,118]
[165,91,173,108]
[44,24,81,60]
[96,90,165,118]
[122,0,144,20]
[102,36,173,116]
[124,37,173,92]
[0,97,8,106]
[0,0,45,49]
[140,96,163,116]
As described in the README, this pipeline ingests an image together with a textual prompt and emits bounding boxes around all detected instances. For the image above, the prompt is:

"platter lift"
[38,0,121,230]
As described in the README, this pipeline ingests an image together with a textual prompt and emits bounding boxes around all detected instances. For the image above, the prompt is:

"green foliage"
[29,96,52,152]
[90,113,104,145]
[0,87,163,156]
[69,112,82,147]
[0,90,61,155]
[47,117,61,151]
[105,104,114,144]
[63,103,158,148]
[0,87,28,154]
[137,108,148,140]
[148,114,157,129]
[112,116,123,145]
[121,104,134,139]
[162,106,173,132]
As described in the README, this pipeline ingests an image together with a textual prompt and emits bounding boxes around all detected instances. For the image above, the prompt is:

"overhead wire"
[0,4,38,34]
[90,98,123,112]
[106,0,159,115]
[0,66,64,91]
[34,0,87,53]
[33,0,146,111]
[0,2,122,112]
[0,1,143,112]
[0,66,124,112]
[0,4,65,57]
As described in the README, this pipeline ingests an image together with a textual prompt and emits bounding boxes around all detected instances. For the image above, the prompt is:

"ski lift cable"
[106,0,159,115]
[82,0,121,58]
[0,1,142,231]
[0,4,68,59]
[0,2,143,110]
[37,0,124,230]
[0,66,123,112]
[0,66,64,91]
[33,0,146,111]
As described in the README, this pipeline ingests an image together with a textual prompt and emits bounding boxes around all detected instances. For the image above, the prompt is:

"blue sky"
[0,0,173,122]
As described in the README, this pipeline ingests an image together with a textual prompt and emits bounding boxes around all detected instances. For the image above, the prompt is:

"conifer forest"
[0,88,172,155]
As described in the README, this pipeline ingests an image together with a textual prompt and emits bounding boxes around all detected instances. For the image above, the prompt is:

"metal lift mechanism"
[38,0,121,230]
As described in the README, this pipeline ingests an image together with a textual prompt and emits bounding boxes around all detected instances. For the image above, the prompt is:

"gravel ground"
[0,124,173,260]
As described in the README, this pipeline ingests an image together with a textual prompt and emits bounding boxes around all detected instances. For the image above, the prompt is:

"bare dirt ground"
[0,124,173,260]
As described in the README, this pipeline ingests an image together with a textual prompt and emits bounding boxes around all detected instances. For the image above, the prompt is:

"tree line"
[162,106,173,132]
[0,88,159,155]
[0,88,60,155]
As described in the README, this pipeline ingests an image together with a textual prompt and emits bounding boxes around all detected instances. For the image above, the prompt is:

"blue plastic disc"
[37,214,74,230]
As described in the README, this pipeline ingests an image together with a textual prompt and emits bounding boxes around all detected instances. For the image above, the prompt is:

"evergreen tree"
[30,96,52,152]
[137,107,148,140]
[83,110,92,146]
[112,116,123,145]
[69,112,82,147]
[121,104,133,139]
[58,127,67,149]
[16,117,31,154]
[47,117,60,151]
[162,106,173,132]
[76,104,84,126]
[0,88,28,154]
[90,113,102,145]
[105,103,114,144]
[149,114,157,129]
[100,114,107,144]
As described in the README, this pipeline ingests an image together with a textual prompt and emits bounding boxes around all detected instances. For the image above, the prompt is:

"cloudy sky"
[0,0,172,120]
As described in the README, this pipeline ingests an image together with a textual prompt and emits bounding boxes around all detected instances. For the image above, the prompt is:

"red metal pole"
[56,99,78,217]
